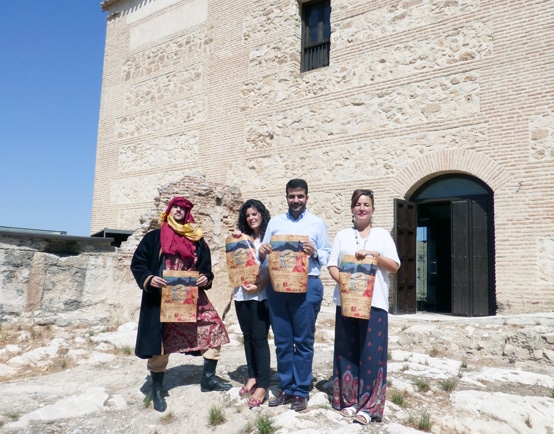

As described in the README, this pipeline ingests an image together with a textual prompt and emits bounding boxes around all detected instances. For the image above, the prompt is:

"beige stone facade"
[94,0,554,315]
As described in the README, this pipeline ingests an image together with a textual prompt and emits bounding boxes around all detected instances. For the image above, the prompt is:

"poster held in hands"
[160,270,199,322]
[225,234,259,288]
[268,235,309,293]
[339,255,377,319]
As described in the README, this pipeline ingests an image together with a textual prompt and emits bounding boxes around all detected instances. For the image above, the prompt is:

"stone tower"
[94,0,554,315]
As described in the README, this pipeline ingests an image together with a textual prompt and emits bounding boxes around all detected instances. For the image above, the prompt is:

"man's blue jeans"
[267,277,323,398]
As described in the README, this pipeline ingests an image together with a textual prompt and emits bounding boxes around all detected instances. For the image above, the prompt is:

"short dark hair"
[237,199,271,239]
[286,178,308,195]
[350,189,374,209]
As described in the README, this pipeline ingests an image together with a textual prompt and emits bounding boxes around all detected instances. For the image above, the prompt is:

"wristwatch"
[312,250,318,259]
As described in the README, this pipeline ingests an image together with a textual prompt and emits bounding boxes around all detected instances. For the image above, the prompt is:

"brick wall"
[94,0,554,314]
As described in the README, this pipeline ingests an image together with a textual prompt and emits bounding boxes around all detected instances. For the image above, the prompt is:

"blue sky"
[0,2,107,236]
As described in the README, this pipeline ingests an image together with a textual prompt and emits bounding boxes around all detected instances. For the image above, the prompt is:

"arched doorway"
[394,174,496,317]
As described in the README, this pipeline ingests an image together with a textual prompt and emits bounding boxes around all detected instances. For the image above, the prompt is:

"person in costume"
[131,196,231,412]
[327,189,400,425]
[231,199,271,409]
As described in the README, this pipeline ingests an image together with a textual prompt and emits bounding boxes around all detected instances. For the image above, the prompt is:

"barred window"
[301,0,331,73]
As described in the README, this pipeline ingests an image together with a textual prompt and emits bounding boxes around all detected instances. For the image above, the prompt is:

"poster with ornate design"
[160,270,199,322]
[225,234,259,288]
[268,235,309,293]
[339,255,377,319]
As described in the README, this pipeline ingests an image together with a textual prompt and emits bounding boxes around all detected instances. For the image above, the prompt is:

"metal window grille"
[301,0,331,72]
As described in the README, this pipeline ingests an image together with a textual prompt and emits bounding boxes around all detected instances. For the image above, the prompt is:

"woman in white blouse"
[327,189,400,425]
[232,199,271,409]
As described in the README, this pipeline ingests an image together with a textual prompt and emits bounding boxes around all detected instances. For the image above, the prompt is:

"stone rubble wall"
[0,235,119,326]
[116,174,245,322]
[0,175,245,327]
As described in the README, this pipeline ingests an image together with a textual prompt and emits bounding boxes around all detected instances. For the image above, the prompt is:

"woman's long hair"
[237,199,271,239]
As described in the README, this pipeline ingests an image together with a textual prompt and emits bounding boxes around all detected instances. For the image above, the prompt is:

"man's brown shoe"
[268,390,293,407]
[290,395,307,412]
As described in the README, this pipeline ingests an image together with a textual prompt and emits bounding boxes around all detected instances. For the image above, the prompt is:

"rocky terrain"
[1,307,554,434]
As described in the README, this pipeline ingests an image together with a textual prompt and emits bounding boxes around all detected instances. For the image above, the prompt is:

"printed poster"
[338,255,377,319]
[160,270,199,323]
[225,234,259,288]
[268,235,309,293]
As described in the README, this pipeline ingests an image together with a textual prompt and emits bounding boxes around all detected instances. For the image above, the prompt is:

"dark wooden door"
[451,199,490,316]
[470,198,490,316]
[394,199,417,314]
[451,200,470,315]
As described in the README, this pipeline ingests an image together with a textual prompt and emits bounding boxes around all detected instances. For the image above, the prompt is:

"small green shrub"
[242,421,254,433]
[438,378,457,392]
[407,411,432,431]
[418,411,432,431]
[413,377,430,393]
[208,404,226,426]
[390,389,407,407]
[255,413,277,434]
[6,411,20,421]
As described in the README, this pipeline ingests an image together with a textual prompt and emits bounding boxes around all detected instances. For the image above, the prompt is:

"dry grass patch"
[406,411,432,432]
[413,377,430,393]
[208,404,226,426]
[389,389,409,407]
[254,413,277,434]
[0,325,89,381]
[159,411,176,424]
[438,378,458,393]
[0,324,55,346]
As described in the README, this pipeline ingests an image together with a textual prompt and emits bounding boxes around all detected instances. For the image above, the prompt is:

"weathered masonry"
[94,0,554,316]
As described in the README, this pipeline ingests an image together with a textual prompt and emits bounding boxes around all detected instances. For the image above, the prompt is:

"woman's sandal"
[247,396,264,409]
[340,406,358,417]
[239,385,257,397]
[354,411,372,425]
